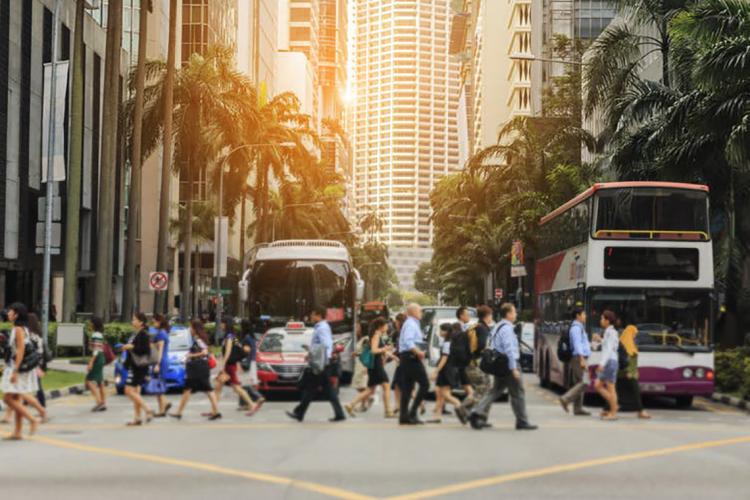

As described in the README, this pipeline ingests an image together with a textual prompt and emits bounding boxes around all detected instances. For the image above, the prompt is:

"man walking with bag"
[559,308,592,416]
[287,307,346,423]
[469,303,537,431]
[461,305,494,412]
[398,303,429,425]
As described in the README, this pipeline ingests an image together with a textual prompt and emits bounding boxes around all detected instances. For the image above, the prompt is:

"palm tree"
[154,0,176,315]
[170,202,216,318]
[583,0,692,141]
[138,47,257,320]
[122,0,152,320]
[94,0,123,321]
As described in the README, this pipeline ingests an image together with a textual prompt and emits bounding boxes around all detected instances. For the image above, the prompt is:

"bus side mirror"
[355,278,365,302]
[239,280,249,302]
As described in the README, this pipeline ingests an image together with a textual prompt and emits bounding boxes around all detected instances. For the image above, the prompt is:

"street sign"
[149,272,169,291]
[494,288,503,300]
[208,288,232,296]
[511,240,528,277]
[42,61,69,182]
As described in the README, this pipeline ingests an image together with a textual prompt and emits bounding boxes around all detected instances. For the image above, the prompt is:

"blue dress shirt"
[569,320,591,357]
[311,320,333,359]
[491,319,520,371]
[398,317,422,353]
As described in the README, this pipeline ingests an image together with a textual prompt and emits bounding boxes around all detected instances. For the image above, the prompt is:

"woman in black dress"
[122,312,154,426]
[170,320,221,420]
[344,318,398,418]
[429,322,468,424]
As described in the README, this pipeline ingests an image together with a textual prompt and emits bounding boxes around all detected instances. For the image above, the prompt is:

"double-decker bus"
[534,182,715,407]
[239,240,364,386]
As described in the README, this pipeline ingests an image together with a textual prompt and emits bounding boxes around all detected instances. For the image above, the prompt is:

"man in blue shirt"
[398,303,429,425]
[469,303,537,431]
[559,308,592,416]
[287,307,346,423]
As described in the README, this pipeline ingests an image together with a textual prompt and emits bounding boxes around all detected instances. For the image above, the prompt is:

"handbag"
[186,357,210,380]
[208,354,217,370]
[479,324,511,377]
[16,329,42,373]
[358,341,374,369]
[145,376,166,394]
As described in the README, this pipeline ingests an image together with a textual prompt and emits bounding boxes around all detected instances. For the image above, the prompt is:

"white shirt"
[599,326,619,367]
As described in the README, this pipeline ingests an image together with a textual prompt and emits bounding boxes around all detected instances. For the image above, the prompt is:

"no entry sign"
[149,272,169,292]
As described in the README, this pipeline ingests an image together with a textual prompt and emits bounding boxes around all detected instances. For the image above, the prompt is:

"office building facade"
[352,0,460,290]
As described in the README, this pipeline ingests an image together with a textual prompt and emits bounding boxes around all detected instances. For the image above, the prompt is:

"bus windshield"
[588,288,712,351]
[594,188,708,237]
[250,259,353,332]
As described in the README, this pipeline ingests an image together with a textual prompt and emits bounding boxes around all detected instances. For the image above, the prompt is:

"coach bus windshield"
[588,288,711,351]
[249,259,353,333]
[594,188,709,237]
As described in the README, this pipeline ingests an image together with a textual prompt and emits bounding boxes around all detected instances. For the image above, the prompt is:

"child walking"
[86,332,107,412]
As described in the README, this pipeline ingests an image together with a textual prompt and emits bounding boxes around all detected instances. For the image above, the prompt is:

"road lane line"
[31,435,376,500]
[387,435,750,500]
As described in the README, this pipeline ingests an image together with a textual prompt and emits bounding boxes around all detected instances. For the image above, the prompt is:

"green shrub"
[715,348,750,398]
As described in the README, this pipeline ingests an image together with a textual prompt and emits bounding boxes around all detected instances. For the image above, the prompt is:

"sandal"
[344,404,356,418]
[638,412,652,420]
[126,420,143,426]
[208,413,222,421]
[145,411,155,423]
[2,435,22,441]
[385,411,397,419]
[29,419,39,436]
[168,413,182,420]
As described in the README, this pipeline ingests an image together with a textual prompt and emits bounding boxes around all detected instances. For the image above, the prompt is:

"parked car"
[114,326,191,395]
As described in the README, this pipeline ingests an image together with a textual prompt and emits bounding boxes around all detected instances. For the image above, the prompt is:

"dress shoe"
[516,422,538,430]
[286,411,303,422]
[574,410,591,416]
[455,407,468,425]
[329,416,346,422]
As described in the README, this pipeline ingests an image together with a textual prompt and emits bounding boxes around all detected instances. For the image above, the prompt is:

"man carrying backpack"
[461,305,493,413]
[468,303,537,431]
[559,308,592,416]
[287,307,346,423]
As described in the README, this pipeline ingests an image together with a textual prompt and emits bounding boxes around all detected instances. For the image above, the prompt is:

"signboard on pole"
[511,240,528,277]
[214,216,228,278]
[148,272,169,292]
[42,61,69,182]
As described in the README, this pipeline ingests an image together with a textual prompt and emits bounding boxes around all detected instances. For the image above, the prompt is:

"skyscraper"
[352,0,460,290]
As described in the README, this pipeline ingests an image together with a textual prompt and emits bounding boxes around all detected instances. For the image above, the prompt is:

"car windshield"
[588,288,712,351]
[259,333,311,353]
[250,259,354,333]
[169,329,192,350]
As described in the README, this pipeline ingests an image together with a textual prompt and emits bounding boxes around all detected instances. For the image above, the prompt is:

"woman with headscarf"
[618,323,651,419]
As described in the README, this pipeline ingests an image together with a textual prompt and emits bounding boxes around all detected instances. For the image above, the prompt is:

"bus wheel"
[675,396,693,408]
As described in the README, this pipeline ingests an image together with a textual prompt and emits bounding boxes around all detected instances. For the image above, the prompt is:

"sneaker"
[286,411,302,422]
[515,422,538,430]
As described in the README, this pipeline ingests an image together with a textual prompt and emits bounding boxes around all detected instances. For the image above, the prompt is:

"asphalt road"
[2,375,749,500]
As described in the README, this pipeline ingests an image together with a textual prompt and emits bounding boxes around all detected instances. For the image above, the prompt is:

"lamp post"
[214,142,294,337]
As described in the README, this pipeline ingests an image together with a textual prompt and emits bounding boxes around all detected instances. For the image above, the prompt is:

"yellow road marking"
[387,435,750,500]
[31,435,375,500]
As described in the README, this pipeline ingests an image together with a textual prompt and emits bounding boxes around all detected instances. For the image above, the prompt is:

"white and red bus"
[534,182,715,407]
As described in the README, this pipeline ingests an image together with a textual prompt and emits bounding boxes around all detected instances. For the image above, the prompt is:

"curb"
[711,392,749,411]
[45,383,87,402]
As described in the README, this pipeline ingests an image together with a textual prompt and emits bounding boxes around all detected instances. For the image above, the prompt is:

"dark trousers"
[561,360,587,412]
[399,353,429,423]
[616,376,644,412]
[293,365,345,420]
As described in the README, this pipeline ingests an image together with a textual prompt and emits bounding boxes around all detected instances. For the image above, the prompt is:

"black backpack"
[557,326,573,362]
[450,329,471,367]
[226,335,245,365]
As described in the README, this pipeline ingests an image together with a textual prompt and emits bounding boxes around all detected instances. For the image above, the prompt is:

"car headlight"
[682,368,693,379]
[257,362,273,372]
[695,368,705,379]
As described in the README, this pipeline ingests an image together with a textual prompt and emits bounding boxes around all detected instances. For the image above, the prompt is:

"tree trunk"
[154,0,177,314]
[62,0,85,322]
[181,170,194,321]
[94,0,123,321]
[122,2,148,320]
[661,21,670,89]
[193,244,200,319]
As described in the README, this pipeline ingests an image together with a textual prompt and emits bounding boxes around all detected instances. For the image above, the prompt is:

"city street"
[2,376,748,500]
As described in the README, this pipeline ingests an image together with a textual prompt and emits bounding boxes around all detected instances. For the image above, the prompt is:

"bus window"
[594,188,709,237]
